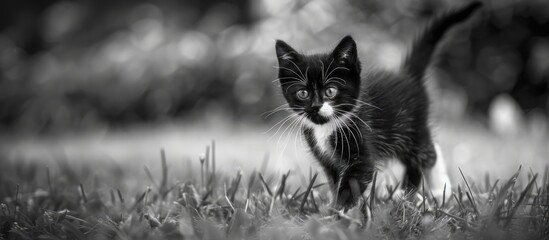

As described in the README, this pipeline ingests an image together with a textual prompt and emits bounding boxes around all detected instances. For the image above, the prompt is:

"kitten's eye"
[296,90,309,100]
[325,87,338,98]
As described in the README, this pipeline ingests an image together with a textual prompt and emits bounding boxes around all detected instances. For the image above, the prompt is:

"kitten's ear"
[276,40,299,63]
[332,35,358,65]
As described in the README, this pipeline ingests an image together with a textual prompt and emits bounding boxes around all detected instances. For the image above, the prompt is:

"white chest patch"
[304,120,336,155]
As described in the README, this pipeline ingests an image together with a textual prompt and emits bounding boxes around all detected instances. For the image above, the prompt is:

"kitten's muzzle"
[311,101,323,112]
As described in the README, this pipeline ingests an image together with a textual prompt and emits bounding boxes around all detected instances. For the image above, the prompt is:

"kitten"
[274,2,482,209]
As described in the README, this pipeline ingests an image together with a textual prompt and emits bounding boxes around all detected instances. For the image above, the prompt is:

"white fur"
[424,143,452,199]
[366,144,451,200]
[304,119,335,156]
[303,102,337,156]
[318,102,334,117]
[365,158,406,200]
[281,53,293,60]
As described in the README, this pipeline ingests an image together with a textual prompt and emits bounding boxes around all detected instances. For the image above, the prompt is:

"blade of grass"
[530,168,540,193]
[310,190,319,212]
[79,183,87,204]
[110,189,116,205]
[247,170,256,199]
[15,184,19,206]
[143,166,158,188]
[485,172,491,192]
[488,179,500,200]
[117,189,125,204]
[457,184,462,204]
[453,193,464,211]
[490,166,521,219]
[466,191,479,214]
[201,188,213,204]
[370,171,378,215]
[422,176,426,213]
[289,187,301,203]
[144,186,151,207]
[504,174,538,227]
[442,183,446,208]
[459,167,477,210]
[205,145,210,186]
[438,210,478,228]
[230,171,242,202]
[129,190,147,212]
[160,149,168,198]
[276,170,290,199]
[259,173,273,196]
[293,183,326,200]
[268,193,276,216]
[224,184,235,212]
[212,140,216,185]
[199,155,205,190]
[300,172,318,214]
[46,166,52,194]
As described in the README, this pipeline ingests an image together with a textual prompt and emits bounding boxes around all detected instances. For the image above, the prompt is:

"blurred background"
[0,0,548,179]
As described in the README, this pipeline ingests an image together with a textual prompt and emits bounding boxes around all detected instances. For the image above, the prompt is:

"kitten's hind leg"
[403,142,436,193]
[424,143,452,200]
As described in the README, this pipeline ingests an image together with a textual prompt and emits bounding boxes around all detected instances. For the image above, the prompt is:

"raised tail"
[403,1,482,79]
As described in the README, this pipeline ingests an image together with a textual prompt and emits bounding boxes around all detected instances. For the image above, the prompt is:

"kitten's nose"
[311,102,323,111]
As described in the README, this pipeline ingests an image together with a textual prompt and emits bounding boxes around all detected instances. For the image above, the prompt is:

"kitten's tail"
[403,1,482,80]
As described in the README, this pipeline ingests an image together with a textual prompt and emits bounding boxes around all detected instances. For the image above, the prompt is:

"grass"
[0,142,548,240]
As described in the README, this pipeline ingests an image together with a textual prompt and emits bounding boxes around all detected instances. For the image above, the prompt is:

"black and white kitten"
[274,2,482,209]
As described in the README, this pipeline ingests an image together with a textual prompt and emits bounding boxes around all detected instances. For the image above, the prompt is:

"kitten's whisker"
[264,113,299,137]
[325,58,335,78]
[337,114,361,155]
[274,76,307,83]
[285,58,308,83]
[285,82,307,93]
[337,113,364,141]
[274,66,306,83]
[332,112,363,161]
[293,115,306,159]
[299,117,306,148]
[354,99,382,111]
[334,110,373,132]
[275,115,299,152]
[277,115,302,155]
[325,66,350,83]
[330,116,344,161]
[321,58,335,84]
[337,117,353,164]
[328,117,338,160]
[337,118,352,164]
[261,103,289,117]
[331,103,358,111]
[325,77,347,86]
[263,108,298,119]
[332,116,350,163]
[319,60,326,82]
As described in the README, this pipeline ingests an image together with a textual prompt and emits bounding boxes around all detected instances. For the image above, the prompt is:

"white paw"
[429,178,451,202]
[425,143,452,203]
[373,158,405,200]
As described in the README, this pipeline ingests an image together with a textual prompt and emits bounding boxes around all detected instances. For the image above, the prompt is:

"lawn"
[1,135,548,240]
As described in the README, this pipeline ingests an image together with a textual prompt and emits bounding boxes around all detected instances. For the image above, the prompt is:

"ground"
[0,120,548,239]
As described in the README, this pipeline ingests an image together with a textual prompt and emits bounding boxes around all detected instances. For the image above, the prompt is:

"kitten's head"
[275,36,362,125]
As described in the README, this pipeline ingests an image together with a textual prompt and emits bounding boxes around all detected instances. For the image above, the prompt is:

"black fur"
[274,2,481,209]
